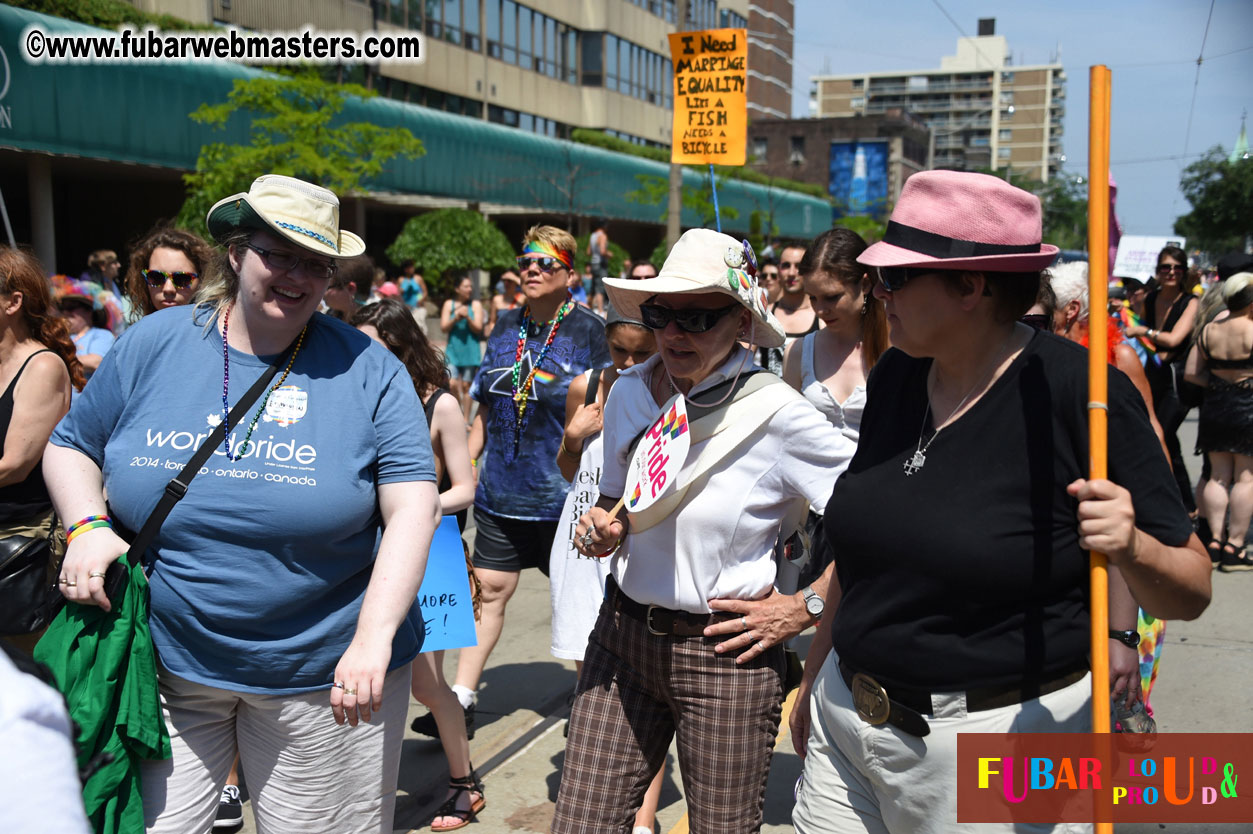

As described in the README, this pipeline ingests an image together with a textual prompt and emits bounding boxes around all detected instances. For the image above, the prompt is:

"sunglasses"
[1019,313,1050,330]
[142,269,198,289]
[1156,264,1185,273]
[876,266,937,292]
[247,243,338,280]
[516,255,565,274]
[638,303,740,333]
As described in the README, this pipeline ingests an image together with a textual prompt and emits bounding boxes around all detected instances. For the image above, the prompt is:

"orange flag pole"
[1087,64,1113,834]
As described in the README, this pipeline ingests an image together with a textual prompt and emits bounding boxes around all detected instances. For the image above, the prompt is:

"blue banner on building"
[829,140,890,220]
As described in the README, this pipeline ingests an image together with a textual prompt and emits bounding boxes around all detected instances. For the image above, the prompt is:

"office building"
[809,18,1064,182]
[137,0,787,151]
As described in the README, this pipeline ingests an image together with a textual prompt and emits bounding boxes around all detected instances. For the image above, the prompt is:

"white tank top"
[800,332,866,443]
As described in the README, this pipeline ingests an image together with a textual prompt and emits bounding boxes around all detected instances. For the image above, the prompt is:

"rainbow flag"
[533,369,557,385]
[1120,307,1157,359]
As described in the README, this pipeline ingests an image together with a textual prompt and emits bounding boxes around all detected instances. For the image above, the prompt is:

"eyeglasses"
[1019,313,1050,330]
[247,244,337,280]
[1156,264,1185,274]
[141,269,198,289]
[638,303,740,333]
[876,266,936,292]
[516,255,565,274]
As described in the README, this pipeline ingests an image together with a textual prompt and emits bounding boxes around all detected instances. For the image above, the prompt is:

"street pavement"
[227,410,1250,834]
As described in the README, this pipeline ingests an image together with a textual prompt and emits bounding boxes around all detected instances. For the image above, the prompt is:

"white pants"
[141,665,409,834]
[793,652,1092,834]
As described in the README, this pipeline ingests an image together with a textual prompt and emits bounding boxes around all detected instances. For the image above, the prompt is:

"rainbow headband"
[521,240,573,270]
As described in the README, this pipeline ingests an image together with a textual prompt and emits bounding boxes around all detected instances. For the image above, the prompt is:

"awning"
[0,5,826,238]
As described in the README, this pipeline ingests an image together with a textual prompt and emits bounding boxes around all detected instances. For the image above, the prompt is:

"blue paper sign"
[412,516,478,652]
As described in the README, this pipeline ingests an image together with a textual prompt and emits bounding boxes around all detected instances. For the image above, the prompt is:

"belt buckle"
[645,605,666,636]
[850,672,891,726]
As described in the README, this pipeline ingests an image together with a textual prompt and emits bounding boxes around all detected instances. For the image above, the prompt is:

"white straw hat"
[604,229,785,348]
[206,175,365,259]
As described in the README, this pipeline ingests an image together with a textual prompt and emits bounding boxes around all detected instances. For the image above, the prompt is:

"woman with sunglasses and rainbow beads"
[45,175,441,834]
[411,225,610,740]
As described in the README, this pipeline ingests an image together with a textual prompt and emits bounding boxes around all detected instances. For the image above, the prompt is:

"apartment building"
[139,0,789,151]
[809,19,1064,182]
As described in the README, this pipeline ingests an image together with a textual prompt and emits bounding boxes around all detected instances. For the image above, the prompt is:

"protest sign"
[1112,235,1187,282]
[412,515,477,652]
[668,28,747,165]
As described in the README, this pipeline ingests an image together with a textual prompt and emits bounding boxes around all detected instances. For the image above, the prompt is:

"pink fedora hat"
[858,170,1058,272]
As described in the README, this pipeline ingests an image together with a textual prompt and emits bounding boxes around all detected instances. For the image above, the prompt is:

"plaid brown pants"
[552,585,784,834]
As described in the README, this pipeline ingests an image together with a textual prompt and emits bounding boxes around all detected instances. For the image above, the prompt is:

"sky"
[789,0,1253,238]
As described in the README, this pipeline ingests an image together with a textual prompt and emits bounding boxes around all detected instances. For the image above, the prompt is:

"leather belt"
[607,577,733,637]
[839,661,1089,738]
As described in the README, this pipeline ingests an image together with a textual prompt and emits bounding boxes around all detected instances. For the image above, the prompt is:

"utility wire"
[1182,0,1217,163]
[929,0,1000,69]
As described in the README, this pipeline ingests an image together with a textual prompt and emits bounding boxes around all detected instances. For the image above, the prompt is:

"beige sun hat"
[603,228,786,348]
[205,174,365,259]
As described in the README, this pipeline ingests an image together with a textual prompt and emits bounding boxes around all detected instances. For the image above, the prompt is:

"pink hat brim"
[858,239,1060,272]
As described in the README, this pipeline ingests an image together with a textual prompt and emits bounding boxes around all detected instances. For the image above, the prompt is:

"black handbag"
[0,513,63,635]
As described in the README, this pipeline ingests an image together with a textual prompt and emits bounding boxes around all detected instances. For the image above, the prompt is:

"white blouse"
[800,332,866,444]
[600,348,856,612]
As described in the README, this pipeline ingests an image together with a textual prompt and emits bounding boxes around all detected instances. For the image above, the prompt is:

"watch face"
[805,595,823,616]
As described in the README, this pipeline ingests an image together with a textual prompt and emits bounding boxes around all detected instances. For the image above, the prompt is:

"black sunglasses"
[1156,264,1185,273]
[638,303,740,333]
[876,266,937,292]
[247,243,338,280]
[1019,313,1050,330]
[516,255,565,274]
[142,269,198,289]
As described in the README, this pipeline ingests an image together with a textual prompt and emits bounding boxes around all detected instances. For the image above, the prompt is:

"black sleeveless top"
[423,388,468,533]
[0,349,55,523]
[1199,326,1253,370]
[1144,290,1196,364]
[771,300,820,338]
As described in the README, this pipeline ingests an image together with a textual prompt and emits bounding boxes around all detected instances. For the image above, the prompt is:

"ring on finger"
[331,681,345,690]
[64,579,78,588]
[579,531,595,548]
[756,641,765,652]
[740,616,748,630]
[89,571,107,579]
[343,687,358,696]
[58,576,69,585]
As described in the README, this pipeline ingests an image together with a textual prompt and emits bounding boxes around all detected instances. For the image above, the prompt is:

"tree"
[833,215,887,243]
[1174,146,1253,253]
[385,209,515,297]
[626,172,740,229]
[1036,176,1088,252]
[177,71,425,229]
[573,234,628,279]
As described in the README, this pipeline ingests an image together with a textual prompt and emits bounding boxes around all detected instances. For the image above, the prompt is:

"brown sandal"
[430,771,485,832]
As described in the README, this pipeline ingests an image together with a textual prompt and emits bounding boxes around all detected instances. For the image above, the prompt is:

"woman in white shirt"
[782,228,888,441]
[553,229,857,834]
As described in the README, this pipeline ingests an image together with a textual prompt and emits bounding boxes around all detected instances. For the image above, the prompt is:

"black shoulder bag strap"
[105,353,289,598]
[585,368,602,407]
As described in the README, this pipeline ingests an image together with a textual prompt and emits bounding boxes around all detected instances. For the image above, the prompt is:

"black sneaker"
[411,702,475,739]
[213,785,243,830]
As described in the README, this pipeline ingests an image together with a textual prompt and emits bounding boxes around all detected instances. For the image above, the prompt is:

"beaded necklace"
[510,293,573,432]
[220,302,307,461]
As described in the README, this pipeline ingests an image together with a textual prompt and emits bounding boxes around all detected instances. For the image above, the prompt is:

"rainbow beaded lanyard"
[510,293,573,435]
[220,302,307,461]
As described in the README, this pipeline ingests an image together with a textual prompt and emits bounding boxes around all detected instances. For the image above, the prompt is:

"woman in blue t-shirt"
[46,175,441,834]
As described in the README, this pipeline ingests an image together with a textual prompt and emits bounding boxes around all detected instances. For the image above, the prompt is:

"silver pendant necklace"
[903,331,1017,476]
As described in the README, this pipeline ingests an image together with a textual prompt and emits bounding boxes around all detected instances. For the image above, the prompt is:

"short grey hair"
[1048,261,1089,319]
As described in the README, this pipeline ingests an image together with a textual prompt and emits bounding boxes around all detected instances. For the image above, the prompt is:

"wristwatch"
[1109,629,1140,649]
[802,585,824,619]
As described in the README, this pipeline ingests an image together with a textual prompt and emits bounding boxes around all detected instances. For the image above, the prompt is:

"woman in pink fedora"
[789,171,1212,833]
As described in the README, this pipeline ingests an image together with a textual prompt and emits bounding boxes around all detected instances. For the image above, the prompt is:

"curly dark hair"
[350,299,450,398]
[0,248,86,391]
[124,225,216,320]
